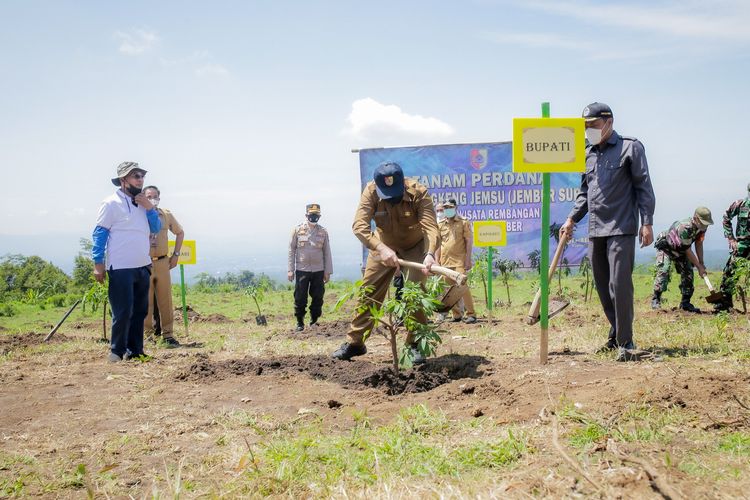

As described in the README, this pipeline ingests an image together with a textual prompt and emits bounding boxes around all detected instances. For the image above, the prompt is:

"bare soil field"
[1,295,750,498]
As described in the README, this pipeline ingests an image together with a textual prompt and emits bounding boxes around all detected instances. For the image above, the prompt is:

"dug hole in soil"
[176,352,491,396]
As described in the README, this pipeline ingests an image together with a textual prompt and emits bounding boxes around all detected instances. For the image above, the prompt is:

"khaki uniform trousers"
[347,242,427,346]
[145,257,175,339]
[444,265,475,318]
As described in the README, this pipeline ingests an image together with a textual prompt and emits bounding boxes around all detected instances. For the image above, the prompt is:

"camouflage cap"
[111,161,146,186]
[443,199,457,208]
[694,206,714,226]
[306,203,321,214]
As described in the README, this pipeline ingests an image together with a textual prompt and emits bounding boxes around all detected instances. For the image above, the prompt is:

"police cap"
[582,102,614,122]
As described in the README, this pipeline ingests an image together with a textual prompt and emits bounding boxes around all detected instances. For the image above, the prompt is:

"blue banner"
[358,142,589,267]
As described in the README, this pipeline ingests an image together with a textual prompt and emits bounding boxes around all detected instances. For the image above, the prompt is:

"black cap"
[582,102,613,122]
[374,162,405,199]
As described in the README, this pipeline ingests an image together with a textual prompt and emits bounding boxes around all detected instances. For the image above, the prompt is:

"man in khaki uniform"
[288,203,333,331]
[143,186,184,347]
[436,199,476,323]
[333,162,440,363]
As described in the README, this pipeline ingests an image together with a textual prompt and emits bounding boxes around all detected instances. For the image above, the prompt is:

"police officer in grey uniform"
[287,204,333,331]
[560,102,656,361]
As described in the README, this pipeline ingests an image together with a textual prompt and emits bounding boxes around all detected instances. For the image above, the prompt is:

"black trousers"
[107,265,151,357]
[590,235,635,347]
[294,270,325,322]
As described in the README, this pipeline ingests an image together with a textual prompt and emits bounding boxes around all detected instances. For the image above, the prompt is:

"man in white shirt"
[92,162,161,362]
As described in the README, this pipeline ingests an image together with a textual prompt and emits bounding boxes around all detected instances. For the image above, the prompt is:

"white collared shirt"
[95,190,152,270]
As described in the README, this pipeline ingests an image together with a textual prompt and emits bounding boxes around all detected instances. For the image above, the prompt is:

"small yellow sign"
[512,117,586,173]
[473,221,507,247]
[168,240,197,265]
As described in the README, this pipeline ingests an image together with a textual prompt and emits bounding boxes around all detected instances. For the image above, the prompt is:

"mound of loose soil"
[0,332,70,355]
[173,305,201,322]
[171,306,229,323]
[282,320,350,339]
[194,313,230,323]
[176,352,490,395]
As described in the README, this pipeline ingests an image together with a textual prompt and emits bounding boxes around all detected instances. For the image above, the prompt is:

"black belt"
[151,255,168,262]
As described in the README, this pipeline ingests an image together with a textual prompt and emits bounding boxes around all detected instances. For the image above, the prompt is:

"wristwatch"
[172,251,181,257]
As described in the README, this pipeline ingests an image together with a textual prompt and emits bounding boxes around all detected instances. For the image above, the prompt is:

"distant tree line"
[193,270,276,292]
[0,238,278,313]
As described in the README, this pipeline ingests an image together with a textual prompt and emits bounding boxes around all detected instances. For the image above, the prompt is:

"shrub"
[0,302,17,317]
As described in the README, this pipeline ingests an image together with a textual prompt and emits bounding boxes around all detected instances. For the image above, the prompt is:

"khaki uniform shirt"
[149,208,183,258]
[439,216,472,268]
[288,222,333,275]
[353,179,440,255]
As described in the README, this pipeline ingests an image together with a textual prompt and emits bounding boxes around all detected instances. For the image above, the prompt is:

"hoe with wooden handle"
[397,259,468,313]
[702,275,727,304]
[526,238,570,325]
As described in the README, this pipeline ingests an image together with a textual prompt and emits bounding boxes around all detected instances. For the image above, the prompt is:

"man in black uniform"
[560,102,656,361]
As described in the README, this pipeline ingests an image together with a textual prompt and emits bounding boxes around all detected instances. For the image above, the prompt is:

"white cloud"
[114,29,160,55]
[343,98,454,145]
[516,0,750,42]
[480,30,670,61]
[195,63,230,77]
[480,31,591,52]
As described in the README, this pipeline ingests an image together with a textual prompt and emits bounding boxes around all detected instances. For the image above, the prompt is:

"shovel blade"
[705,291,726,304]
[526,299,570,326]
[436,285,469,313]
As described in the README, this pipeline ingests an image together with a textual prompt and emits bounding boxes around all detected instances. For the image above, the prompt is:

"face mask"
[386,195,403,205]
[445,208,457,218]
[436,212,445,221]
[126,185,142,197]
[307,214,320,223]
[148,199,159,208]
[585,127,603,145]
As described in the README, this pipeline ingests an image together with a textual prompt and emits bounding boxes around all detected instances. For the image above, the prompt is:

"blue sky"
[1,0,749,278]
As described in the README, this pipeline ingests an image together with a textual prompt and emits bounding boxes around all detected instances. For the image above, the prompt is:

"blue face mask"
[445,208,457,218]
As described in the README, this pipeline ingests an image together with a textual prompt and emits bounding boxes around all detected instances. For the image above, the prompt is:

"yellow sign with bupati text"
[473,221,507,247]
[168,240,197,265]
[512,118,586,173]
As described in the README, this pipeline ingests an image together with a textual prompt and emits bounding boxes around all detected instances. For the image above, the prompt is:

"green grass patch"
[560,401,691,447]
[718,432,750,456]
[234,405,529,496]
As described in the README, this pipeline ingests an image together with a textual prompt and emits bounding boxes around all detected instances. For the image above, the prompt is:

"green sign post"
[472,221,508,312]
[169,240,197,337]
[487,246,493,310]
[512,104,585,364]
[540,102,551,363]
[180,264,188,333]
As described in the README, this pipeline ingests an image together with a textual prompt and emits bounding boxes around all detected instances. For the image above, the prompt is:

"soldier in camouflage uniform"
[715,183,750,312]
[651,207,713,312]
